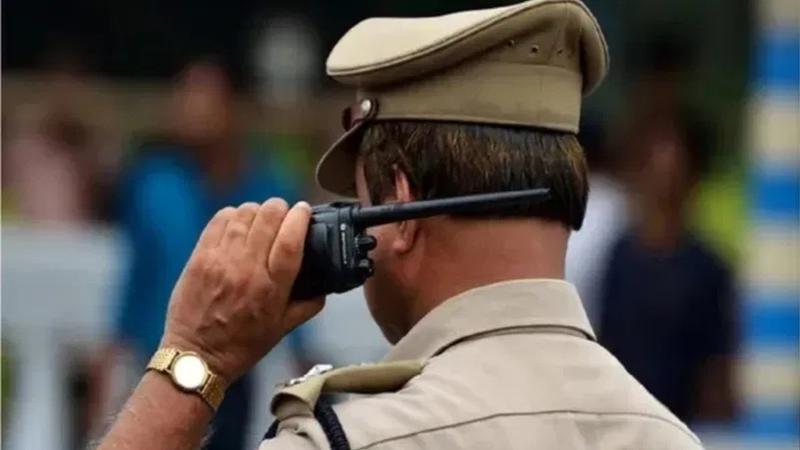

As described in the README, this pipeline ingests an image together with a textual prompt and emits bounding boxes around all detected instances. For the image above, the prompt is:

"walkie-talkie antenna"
[351,188,550,228]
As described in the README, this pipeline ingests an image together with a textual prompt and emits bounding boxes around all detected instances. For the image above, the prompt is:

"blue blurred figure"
[598,108,737,424]
[115,60,300,449]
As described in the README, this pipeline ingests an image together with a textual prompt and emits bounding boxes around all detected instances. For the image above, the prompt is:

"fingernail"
[295,201,311,210]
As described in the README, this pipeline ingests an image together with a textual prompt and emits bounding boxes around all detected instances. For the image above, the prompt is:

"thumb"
[282,297,326,333]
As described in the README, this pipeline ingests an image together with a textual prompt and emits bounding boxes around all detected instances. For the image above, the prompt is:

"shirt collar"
[384,279,595,362]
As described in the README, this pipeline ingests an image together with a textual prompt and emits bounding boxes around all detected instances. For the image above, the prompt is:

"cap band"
[359,60,582,133]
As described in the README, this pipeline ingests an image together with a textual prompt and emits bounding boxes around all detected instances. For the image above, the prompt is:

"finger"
[282,296,326,333]
[220,202,260,250]
[196,206,236,250]
[267,201,312,289]
[246,198,290,260]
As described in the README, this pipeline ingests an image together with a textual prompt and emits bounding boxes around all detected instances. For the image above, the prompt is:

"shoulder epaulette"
[270,360,423,419]
[263,360,423,450]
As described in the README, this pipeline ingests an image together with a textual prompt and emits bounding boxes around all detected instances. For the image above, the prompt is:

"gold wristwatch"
[146,348,225,411]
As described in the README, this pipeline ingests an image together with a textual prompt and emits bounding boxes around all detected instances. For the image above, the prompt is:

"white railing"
[1,223,387,450]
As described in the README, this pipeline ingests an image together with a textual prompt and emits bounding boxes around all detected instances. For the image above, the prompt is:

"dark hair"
[358,121,589,230]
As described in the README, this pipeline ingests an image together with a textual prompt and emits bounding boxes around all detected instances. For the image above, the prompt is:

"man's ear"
[391,166,419,253]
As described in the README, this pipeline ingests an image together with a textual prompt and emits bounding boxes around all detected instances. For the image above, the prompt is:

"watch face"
[172,353,208,390]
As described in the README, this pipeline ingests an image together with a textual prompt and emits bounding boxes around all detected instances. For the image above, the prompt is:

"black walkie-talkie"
[289,188,550,300]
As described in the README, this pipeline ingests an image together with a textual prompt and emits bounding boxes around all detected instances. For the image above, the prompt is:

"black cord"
[262,396,351,450]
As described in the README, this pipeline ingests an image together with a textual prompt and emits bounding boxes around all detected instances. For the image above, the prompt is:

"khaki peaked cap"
[316,0,609,196]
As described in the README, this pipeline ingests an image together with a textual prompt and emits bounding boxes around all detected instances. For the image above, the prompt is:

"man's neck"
[406,218,569,330]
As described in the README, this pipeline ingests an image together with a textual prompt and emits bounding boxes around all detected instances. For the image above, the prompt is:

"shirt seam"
[353,410,699,449]
[432,324,594,358]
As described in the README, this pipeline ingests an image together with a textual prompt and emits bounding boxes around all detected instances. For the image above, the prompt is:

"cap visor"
[315,120,367,197]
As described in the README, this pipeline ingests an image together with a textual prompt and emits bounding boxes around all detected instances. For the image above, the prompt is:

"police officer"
[98,1,704,449]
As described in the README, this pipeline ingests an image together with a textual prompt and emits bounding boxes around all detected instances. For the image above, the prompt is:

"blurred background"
[1,0,797,449]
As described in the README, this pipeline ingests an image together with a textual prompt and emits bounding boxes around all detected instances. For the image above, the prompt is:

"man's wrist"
[147,344,228,410]
[96,371,215,450]
[141,370,215,416]
[159,333,231,382]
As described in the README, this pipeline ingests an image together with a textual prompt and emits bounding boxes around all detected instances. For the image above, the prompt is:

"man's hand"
[160,198,325,383]
[97,199,322,450]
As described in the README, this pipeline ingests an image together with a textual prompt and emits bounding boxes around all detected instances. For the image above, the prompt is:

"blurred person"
[2,47,118,224]
[2,40,119,224]
[99,2,705,449]
[106,59,302,450]
[598,108,737,423]
[4,105,96,222]
[566,116,627,326]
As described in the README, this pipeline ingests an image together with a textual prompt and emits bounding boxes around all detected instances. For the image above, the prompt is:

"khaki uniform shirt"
[259,279,703,449]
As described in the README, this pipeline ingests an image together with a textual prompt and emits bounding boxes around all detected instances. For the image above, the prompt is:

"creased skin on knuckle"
[226,222,249,239]
[201,254,225,283]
